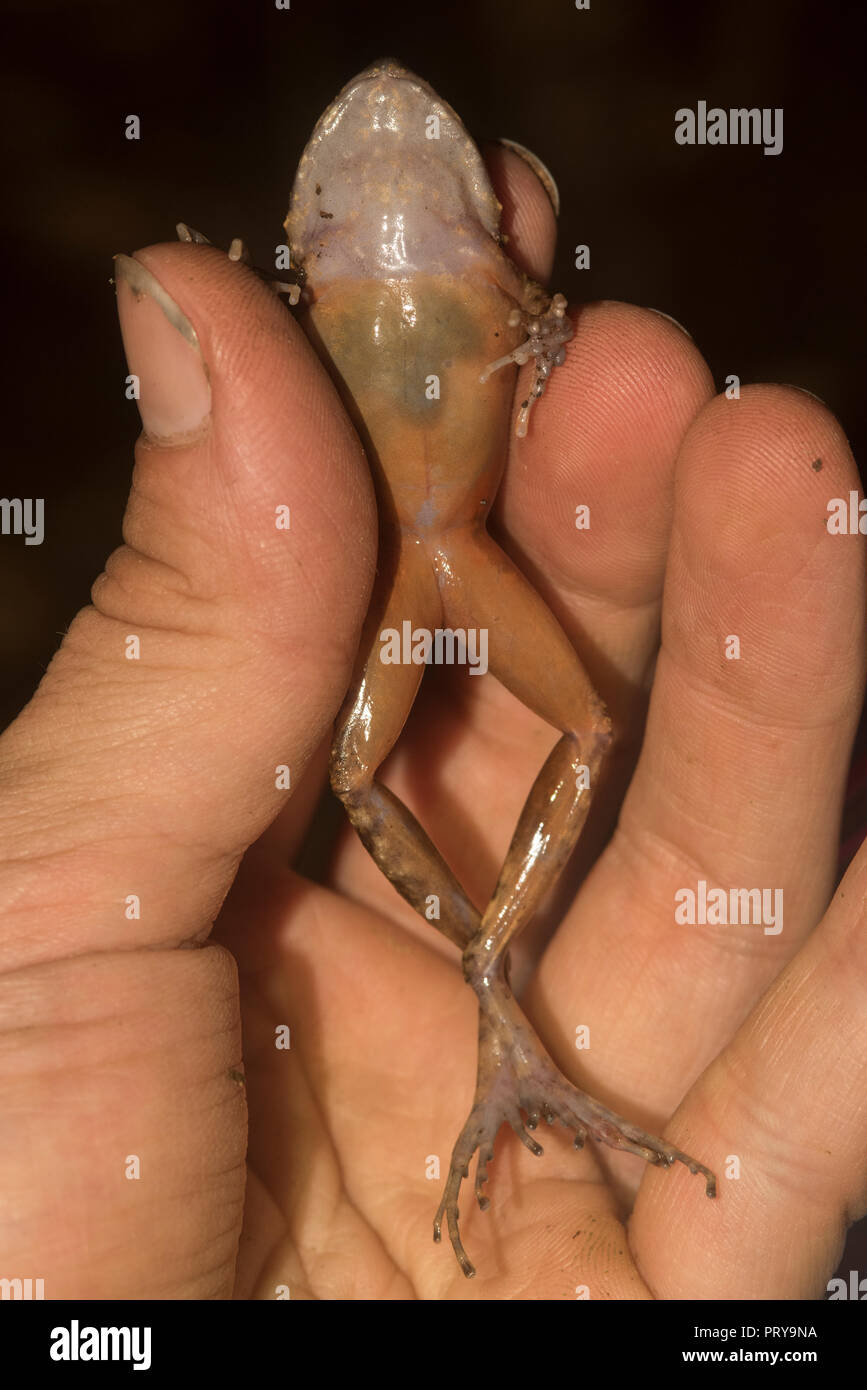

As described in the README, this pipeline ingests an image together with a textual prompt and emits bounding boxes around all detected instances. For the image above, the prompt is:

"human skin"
[0,148,865,1300]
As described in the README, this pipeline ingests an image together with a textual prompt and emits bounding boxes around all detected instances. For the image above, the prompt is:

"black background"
[1,0,865,1293]
[1,0,864,724]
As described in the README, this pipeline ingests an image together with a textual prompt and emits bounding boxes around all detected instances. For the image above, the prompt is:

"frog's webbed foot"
[434,975,716,1279]
[175,221,302,304]
[480,288,573,437]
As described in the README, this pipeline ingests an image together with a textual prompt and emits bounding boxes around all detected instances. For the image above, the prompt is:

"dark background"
[1,0,865,726]
[1,0,865,1293]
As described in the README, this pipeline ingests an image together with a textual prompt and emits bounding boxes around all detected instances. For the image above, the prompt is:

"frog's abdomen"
[302,273,519,534]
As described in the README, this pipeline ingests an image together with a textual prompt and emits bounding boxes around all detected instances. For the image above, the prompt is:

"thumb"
[0,240,376,971]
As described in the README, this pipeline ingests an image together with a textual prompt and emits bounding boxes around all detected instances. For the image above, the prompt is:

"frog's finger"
[531,384,865,1170]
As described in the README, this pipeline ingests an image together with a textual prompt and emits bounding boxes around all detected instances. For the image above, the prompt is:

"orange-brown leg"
[330,535,483,950]
[431,527,716,1276]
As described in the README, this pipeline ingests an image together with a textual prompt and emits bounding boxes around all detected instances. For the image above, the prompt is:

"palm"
[225,835,650,1300]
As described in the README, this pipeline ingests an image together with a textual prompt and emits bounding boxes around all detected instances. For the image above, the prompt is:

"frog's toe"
[434,990,716,1277]
[433,1101,524,1278]
[553,1081,718,1198]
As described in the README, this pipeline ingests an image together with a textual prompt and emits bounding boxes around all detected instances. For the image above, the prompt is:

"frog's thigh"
[435,526,611,961]
[435,527,605,736]
[330,540,481,949]
[332,540,438,780]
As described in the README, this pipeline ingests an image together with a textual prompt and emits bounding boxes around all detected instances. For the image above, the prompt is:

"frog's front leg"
[480,284,573,437]
[432,527,717,1277]
[174,222,302,304]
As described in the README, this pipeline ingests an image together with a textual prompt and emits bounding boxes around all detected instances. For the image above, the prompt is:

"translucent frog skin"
[284,59,716,1278]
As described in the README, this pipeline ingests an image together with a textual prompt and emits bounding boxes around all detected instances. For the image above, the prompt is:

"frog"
[248,58,718,1278]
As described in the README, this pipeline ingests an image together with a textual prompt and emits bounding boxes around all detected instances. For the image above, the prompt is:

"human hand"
[282,150,867,1297]
[0,152,863,1301]
[0,231,376,1298]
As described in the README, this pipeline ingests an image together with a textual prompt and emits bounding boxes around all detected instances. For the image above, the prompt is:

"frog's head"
[285,59,503,283]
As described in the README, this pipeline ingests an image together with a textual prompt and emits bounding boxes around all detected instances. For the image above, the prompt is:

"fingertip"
[675,382,861,552]
[483,142,558,284]
[665,381,866,725]
[496,138,560,216]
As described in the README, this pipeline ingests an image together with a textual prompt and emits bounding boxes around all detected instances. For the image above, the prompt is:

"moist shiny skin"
[285,61,526,533]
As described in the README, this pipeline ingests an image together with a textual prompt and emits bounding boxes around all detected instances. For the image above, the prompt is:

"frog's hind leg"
[432,527,716,1277]
[330,540,482,951]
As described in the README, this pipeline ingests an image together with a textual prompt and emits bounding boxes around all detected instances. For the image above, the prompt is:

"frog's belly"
[303,274,519,533]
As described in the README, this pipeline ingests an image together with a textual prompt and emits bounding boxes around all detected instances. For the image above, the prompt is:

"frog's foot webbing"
[479,289,573,438]
[175,222,302,305]
[433,976,716,1278]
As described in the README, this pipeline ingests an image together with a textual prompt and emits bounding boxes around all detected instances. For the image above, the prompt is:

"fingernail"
[643,307,693,341]
[496,138,560,216]
[114,254,211,440]
[788,383,828,408]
